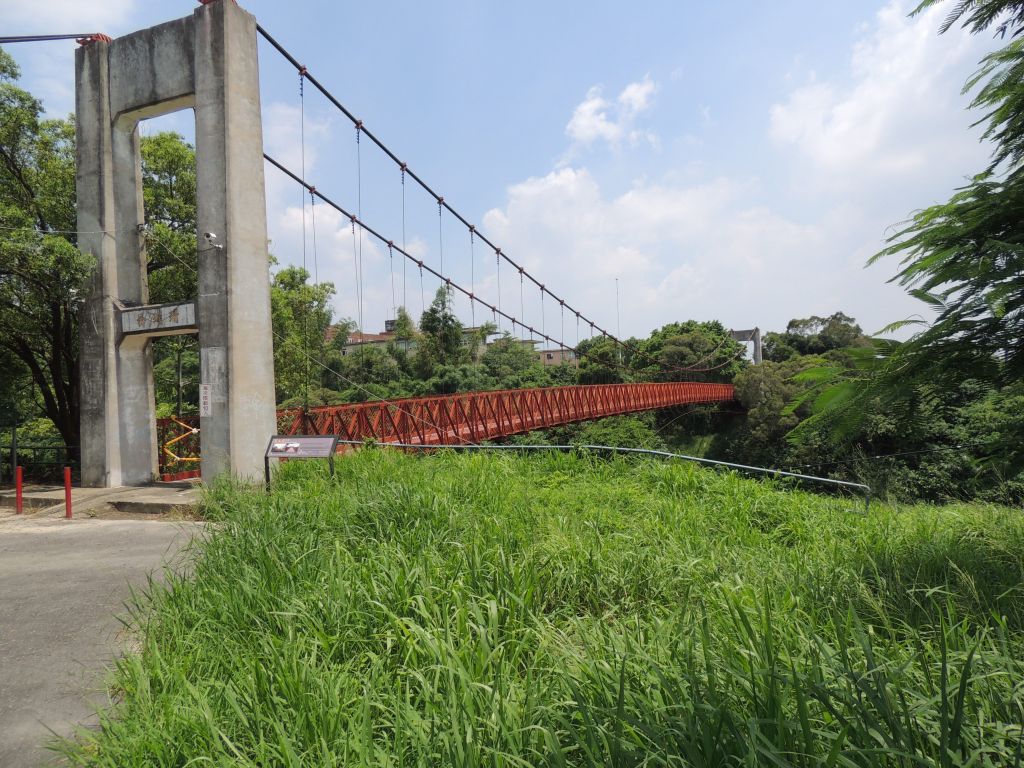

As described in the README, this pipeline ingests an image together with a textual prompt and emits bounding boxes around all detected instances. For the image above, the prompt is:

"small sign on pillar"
[199,384,213,417]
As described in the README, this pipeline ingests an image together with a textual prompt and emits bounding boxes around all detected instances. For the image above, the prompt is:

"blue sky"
[1,0,997,344]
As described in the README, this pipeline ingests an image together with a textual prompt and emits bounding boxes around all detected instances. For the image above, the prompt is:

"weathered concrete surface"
[0,482,199,518]
[193,0,277,484]
[77,0,276,488]
[0,516,201,767]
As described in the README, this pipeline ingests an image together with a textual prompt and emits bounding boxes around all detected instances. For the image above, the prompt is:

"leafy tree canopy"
[0,47,88,445]
[630,320,747,382]
[271,265,335,404]
[763,312,870,362]
[797,1,1024,474]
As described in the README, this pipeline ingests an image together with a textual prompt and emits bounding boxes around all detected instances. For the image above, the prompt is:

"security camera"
[202,232,224,250]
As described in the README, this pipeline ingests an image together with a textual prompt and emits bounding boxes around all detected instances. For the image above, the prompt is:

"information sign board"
[263,434,339,486]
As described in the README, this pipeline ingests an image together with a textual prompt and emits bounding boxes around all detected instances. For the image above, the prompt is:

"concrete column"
[75,49,157,487]
[112,123,158,484]
[76,40,116,487]
[76,42,156,486]
[194,0,276,482]
[76,1,276,487]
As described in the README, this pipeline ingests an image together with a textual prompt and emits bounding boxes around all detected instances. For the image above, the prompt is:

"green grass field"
[63,450,1024,766]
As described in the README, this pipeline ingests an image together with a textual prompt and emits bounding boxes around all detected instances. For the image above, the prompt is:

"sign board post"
[264,435,339,488]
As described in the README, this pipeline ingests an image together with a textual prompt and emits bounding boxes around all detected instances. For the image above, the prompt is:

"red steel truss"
[156,382,734,479]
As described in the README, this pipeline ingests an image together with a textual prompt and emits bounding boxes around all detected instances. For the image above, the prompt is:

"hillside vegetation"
[63,451,1024,766]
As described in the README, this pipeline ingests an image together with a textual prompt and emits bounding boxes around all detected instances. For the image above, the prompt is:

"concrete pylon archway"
[76,0,276,487]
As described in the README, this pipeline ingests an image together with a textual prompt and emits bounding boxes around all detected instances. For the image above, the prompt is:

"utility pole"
[176,344,184,416]
[615,278,622,364]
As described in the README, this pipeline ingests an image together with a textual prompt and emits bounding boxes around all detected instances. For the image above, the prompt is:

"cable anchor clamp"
[76,33,112,46]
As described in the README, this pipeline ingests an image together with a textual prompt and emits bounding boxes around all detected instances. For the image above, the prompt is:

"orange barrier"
[157,382,735,479]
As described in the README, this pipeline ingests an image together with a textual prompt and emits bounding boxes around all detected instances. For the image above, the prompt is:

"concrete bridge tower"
[76,0,276,487]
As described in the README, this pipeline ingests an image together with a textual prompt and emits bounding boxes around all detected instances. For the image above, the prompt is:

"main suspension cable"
[146,227,474,445]
[255,24,677,369]
[0,33,106,43]
[264,153,669,378]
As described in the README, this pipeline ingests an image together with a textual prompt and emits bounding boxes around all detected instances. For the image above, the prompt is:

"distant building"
[538,347,577,366]
[328,324,492,358]
[480,337,578,367]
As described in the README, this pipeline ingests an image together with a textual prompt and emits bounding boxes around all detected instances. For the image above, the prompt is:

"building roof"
[346,331,394,345]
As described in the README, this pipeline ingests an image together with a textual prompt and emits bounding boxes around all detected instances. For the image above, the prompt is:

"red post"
[63,466,72,519]
[15,466,23,515]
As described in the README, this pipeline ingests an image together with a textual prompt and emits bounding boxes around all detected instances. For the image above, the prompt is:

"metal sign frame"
[263,434,339,488]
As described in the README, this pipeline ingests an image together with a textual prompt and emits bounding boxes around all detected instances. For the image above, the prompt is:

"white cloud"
[565,77,658,150]
[769,0,987,184]
[565,87,623,145]
[480,2,994,342]
[619,78,656,116]
[263,102,333,175]
[480,167,865,337]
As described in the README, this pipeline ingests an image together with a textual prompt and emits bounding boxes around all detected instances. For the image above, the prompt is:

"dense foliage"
[60,452,1024,765]
[5,0,1024,504]
[0,49,88,446]
[795,0,1024,479]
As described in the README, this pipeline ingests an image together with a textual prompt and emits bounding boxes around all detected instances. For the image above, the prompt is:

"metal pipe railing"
[333,440,873,513]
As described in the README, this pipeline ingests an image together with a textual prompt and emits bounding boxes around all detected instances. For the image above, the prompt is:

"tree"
[729,357,828,466]
[799,1,1024,471]
[140,131,200,416]
[482,332,537,381]
[864,1,1024,396]
[763,313,869,362]
[576,336,625,384]
[0,49,89,447]
[153,342,199,417]
[270,266,335,404]
[415,286,467,377]
[391,306,416,345]
[141,131,198,304]
[320,346,405,395]
[468,320,497,362]
[630,320,746,383]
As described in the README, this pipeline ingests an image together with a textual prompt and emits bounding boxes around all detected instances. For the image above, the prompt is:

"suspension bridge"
[150,10,744,480]
[27,1,749,485]
[157,382,735,480]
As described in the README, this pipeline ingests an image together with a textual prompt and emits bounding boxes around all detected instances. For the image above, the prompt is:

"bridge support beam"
[76,0,276,487]
[730,328,762,364]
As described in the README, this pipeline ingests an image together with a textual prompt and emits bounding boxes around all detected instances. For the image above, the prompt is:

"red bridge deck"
[157,382,735,479]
